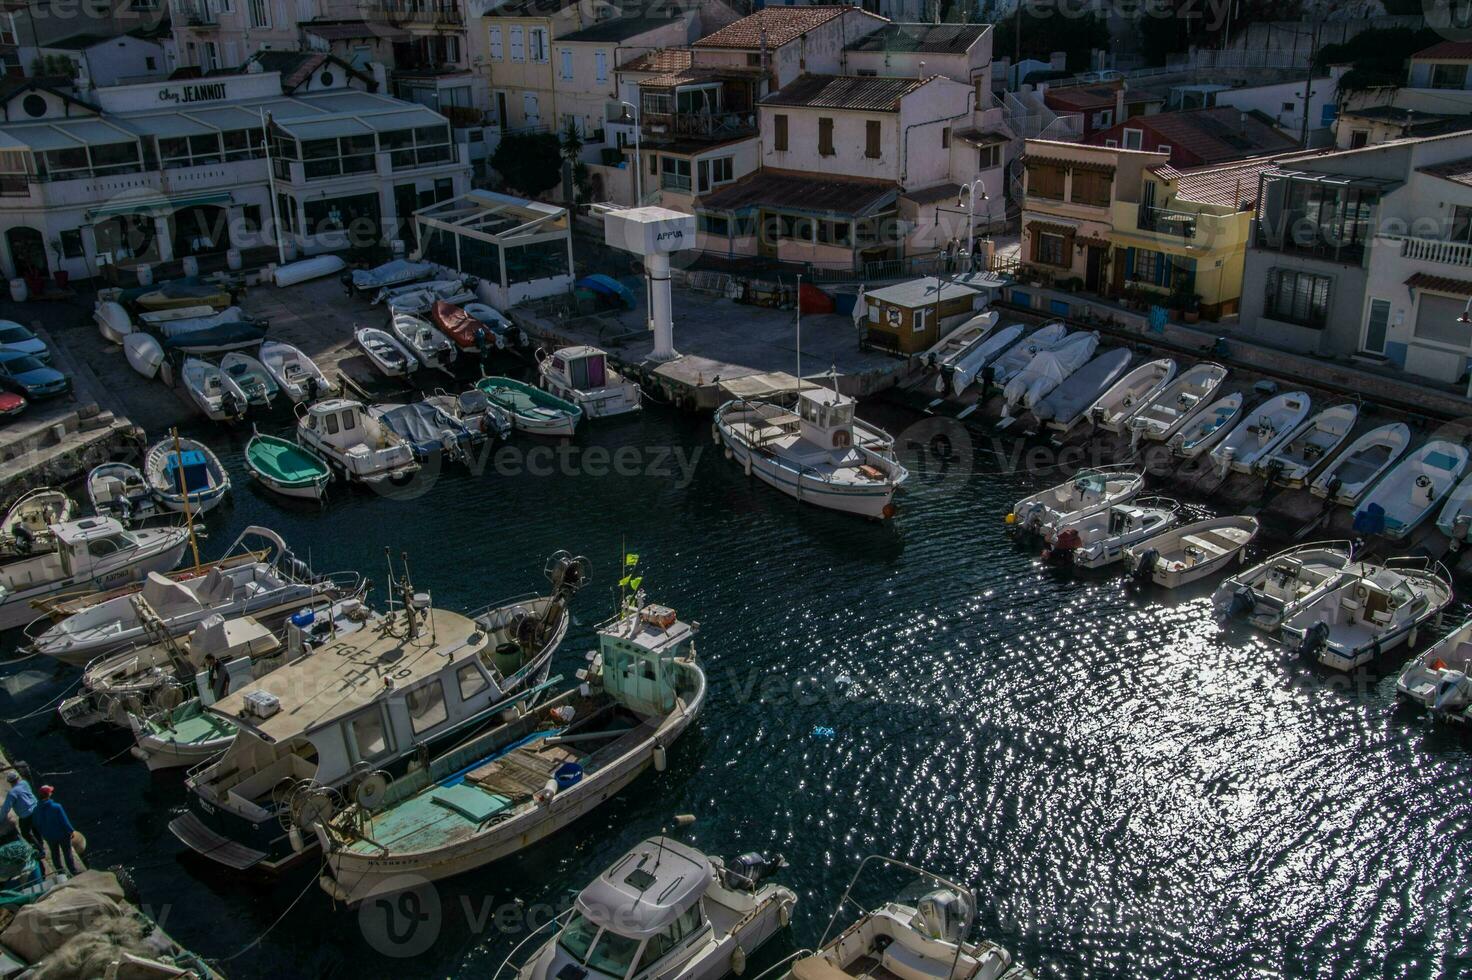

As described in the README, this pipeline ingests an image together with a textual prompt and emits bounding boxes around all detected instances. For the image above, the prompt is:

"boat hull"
[539,377,642,418]
[0,535,191,633]
[717,416,899,519]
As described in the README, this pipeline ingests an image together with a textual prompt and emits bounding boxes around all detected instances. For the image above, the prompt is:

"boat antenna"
[171,427,202,570]
[795,273,802,397]
[400,550,418,640]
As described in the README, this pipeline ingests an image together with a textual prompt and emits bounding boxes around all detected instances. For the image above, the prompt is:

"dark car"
[0,349,68,399]
[0,321,49,362]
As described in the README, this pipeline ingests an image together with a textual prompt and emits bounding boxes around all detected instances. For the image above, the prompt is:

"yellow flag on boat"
[625,553,639,567]
[628,576,642,591]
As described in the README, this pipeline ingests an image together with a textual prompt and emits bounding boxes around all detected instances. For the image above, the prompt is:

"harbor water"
[2,401,1471,979]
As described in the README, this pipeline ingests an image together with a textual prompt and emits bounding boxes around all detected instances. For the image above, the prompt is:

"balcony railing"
[1138,205,1196,239]
[1389,234,1472,268]
[1253,220,1369,266]
[369,0,464,26]
[643,111,754,142]
[660,173,691,192]
[174,1,219,25]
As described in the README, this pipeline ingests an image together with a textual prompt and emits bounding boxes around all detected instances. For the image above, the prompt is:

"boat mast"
[795,273,802,397]
[171,428,201,570]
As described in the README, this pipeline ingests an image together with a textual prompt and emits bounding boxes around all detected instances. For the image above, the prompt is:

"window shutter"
[560,49,572,80]
[774,114,788,151]
[489,27,502,60]
[595,50,607,82]
[1029,229,1040,262]
[819,117,834,156]
[866,120,880,159]
[1124,247,1135,279]
[510,26,524,62]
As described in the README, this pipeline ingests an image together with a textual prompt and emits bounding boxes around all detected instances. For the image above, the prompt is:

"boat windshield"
[557,912,598,961]
[558,912,642,979]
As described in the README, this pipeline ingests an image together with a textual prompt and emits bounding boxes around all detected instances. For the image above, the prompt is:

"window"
[1071,169,1111,207]
[1157,143,1172,156]
[242,204,262,233]
[88,537,122,558]
[941,126,950,149]
[1431,62,1468,90]
[698,213,729,235]
[912,307,929,334]
[145,56,157,70]
[59,229,83,258]
[1037,231,1066,266]
[528,27,548,63]
[660,156,691,191]
[640,904,705,969]
[1264,268,1331,328]
[1281,101,1295,112]
[978,144,1000,168]
[509,25,524,62]
[648,152,658,175]
[1093,109,1113,129]
[1132,249,1163,283]
[348,706,391,761]
[817,219,851,246]
[1363,297,1391,354]
[557,912,599,962]
[773,114,788,152]
[1350,130,1369,148]
[1104,139,1118,148]
[382,125,453,172]
[709,156,733,185]
[818,117,835,157]
[1025,163,1064,200]
[1451,205,1472,243]
[406,680,448,734]
[865,120,880,159]
[595,50,607,83]
[489,26,503,60]
[248,0,270,28]
[746,52,761,66]
[559,48,572,80]
[1123,128,1143,150]
[586,931,640,979]
[457,661,488,700]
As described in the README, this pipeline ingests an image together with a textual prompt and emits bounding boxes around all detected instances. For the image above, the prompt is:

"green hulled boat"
[244,431,331,501]
[476,376,581,437]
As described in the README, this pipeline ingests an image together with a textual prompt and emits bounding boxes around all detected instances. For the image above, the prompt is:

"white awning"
[284,116,375,141]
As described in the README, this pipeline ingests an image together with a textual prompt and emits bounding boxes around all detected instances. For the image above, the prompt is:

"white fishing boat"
[1436,470,1472,549]
[354,325,415,378]
[95,300,133,343]
[1043,496,1181,570]
[219,351,279,408]
[988,322,1068,385]
[87,463,164,525]
[1258,403,1358,488]
[1212,541,1355,633]
[180,357,248,422]
[501,837,796,980]
[918,311,998,367]
[714,387,908,520]
[171,554,588,873]
[1088,358,1176,433]
[536,346,642,418]
[1126,362,1228,445]
[1208,391,1312,476]
[296,399,420,484]
[1352,439,1469,540]
[143,437,231,513]
[1001,331,1098,418]
[1395,617,1472,722]
[1166,392,1243,459]
[123,333,164,379]
[0,517,190,632]
[391,312,455,372]
[1,488,75,556]
[1309,422,1412,506]
[1124,515,1259,589]
[1007,465,1143,536]
[258,340,334,404]
[25,526,361,666]
[386,285,477,318]
[1283,558,1452,671]
[946,323,1025,396]
[1035,348,1134,433]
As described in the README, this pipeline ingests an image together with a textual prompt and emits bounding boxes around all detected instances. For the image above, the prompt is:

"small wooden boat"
[1284,557,1452,671]
[1353,439,1469,540]
[354,326,415,378]
[1036,347,1134,432]
[245,431,331,501]
[917,310,998,367]
[1259,403,1358,488]
[273,254,346,287]
[1310,422,1412,507]
[123,333,164,379]
[1212,541,1355,632]
[477,376,582,437]
[1208,391,1312,476]
[296,399,420,484]
[1044,496,1180,569]
[1,488,74,556]
[219,351,279,408]
[1008,465,1143,536]
[259,341,333,403]
[1127,362,1228,445]
[1166,391,1243,459]
[87,462,164,525]
[390,313,455,373]
[143,437,231,513]
[1125,515,1259,589]
[1089,357,1176,432]
[1395,616,1472,722]
[180,357,248,422]
[536,346,641,418]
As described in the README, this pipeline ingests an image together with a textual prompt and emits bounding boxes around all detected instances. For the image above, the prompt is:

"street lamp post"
[619,100,642,205]
[956,177,989,273]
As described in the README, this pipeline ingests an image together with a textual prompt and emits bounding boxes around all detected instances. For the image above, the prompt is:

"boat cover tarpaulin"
[1033,348,1133,423]
[351,259,435,290]
[576,274,636,309]
[378,404,461,452]
[1,871,128,962]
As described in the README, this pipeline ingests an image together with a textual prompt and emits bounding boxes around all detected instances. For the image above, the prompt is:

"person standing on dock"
[1,770,43,864]
[32,785,78,876]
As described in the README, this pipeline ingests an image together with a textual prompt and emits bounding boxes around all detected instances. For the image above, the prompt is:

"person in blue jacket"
[31,786,78,876]
[0,771,43,864]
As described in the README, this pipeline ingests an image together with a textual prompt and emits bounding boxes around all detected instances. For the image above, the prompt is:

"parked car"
[0,391,25,419]
[0,349,68,399]
[0,320,49,361]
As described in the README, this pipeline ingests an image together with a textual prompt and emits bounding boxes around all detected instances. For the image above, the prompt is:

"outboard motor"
[1226,586,1257,620]
[721,851,786,892]
[1263,459,1284,486]
[1042,528,1082,564]
[1132,548,1159,580]
[1453,514,1472,552]
[913,889,971,944]
[1323,475,1343,500]
[1297,620,1331,657]
[1433,670,1470,714]
[11,524,32,555]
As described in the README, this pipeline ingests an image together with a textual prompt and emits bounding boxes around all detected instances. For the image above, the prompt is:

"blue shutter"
[1124,248,1135,279]
[1154,253,1167,286]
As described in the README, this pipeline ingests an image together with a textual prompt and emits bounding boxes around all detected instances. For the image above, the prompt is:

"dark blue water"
[3,402,1471,980]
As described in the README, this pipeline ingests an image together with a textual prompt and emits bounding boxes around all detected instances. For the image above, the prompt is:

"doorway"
[6,227,47,280]
[1085,245,1104,292]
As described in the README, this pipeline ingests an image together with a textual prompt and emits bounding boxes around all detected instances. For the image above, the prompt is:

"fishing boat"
[1124,515,1259,589]
[1283,558,1452,671]
[345,258,436,297]
[1088,358,1176,433]
[1043,496,1180,569]
[946,323,1025,396]
[313,588,706,906]
[988,322,1068,385]
[0,517,191,632]
[1258,403,1358,488]
[1309,422,1412,507]
[258,340,334,404]
[1212,541,1355,633]
[1007,466,1143,536]
[1208,391,1312,476]
[1395,617,1472,722]
[477,376,583,437]
[143,437,231,513]
[1126,362,1228,445]
[463,303,528,349]
[1,488,75,556]
[180,358,248,422]
[423,389,513,443]
[1000,330,1098,418]
[714,387,907,520]
[1034,348,1133,433]
[25,526,361,666]
[375,275,472,307]
[1165,392,1243,459]
[536,346,642,418]
[499,838,796,980]
[244,431,332,501]
[123,333,164,379]
[1436,470,1472,549]
[368,402,479,462]
[172,552,588,873]
[296,399,421,484]
[391,312,456,372]
[387,286,477,319]
[354,326,415,378]
[219,351,279,408]
[1352,439,1469,540]
[87,463,164,525]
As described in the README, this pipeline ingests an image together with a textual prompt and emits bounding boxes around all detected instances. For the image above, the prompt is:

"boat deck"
[146,705,236,744]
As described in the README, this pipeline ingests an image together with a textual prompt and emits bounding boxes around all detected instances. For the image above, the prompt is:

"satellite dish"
[356,771,390,812]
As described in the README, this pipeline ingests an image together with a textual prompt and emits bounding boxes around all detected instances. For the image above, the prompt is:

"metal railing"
[369,0,464,25]
[174,0,219,25]
[643,111,754,141]
[1138,205,1197,239]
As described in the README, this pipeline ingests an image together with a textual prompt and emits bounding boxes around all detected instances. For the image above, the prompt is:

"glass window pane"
[407,680,447,734]
[350,707,390,760]
[457,661,488,700]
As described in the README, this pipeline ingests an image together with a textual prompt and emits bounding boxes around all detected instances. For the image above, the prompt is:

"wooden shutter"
[866,120,880,159]
[774,114,788,152]
[819,117,834,156]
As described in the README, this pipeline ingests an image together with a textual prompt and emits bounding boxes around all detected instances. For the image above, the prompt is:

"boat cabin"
[1,517,139,585]
[797,387,858,452]
[599,603,698,717]
[547,346,611,393]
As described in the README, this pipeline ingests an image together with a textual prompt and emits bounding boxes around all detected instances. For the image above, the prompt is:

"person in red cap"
[31,786,77,876]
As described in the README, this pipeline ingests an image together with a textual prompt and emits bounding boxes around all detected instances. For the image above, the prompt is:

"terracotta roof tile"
[694,6,884,49]
[621,48,692,74]
[1089,107,1298,165]
[1412,40,1472,60]
[762,73,930,112]
[1406,272,1472,297]
[1043,84,1121,112]
[699,168,897,216]
[1418,156,1472,188]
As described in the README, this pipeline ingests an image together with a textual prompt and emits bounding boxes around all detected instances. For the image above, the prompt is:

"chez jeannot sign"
[157,82,230,105]
[96,72,285,114]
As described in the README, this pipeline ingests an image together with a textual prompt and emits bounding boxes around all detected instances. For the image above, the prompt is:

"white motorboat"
[1352,439,1469,540]
[1043,496,1180,570]
[1088,358,1176,433]
[988,322,1067,385]
[1212,541,1355,633]
[0,517,191,632]
[1209,391,1312,475]
[1001,331,1098,417]
[346,258,436,296]
[171,554,588,873]
[354,326,415,378]
[1436,470,1472,549]
[1035,348,1134,432]
[462,303,528,349]
[391,312,455,373]
[87,463,164,525]
[272,254,346,287]
[1166,392,1243,459]
[714,387,908,520]
[123,333,164,379]
[1258,403,1358,488]
[25,526,361,666]
[536,346,642,418]
[423,388,513,442]
[1124,515,1259,589]
[180,357,248,422]
[502,838,796,980]
[1283,558,1452,671]
[1309,422,1412,506]
[219,351,279,408]
[918,311,998,367]
[1007,465,1143,536]
[143,437,231,513]
[1395,617,1472,722]
[374,275,469,307]
[258,340,334,403]
[95,300,133,343]
[1,488,75,556]
[148,306,248,339]
[1126,362,1228,445]
[947,324,1025,396]
[296,398,420,484]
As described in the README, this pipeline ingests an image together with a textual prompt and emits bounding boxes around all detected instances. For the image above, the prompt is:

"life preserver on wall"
[833,429,852,449]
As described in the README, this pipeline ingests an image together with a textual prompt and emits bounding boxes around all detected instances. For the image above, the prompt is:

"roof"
[865,276,981,308]
[1169,157,1282,208]
[1412,40,1472,61]
[1043,84,1121,112]
[952,127,1008,147]
[577,838,714,940]
[41,33,114,51]
[901,182,961,205]
[694,6,884,49]
[1419,156,1472,188]
[241,50,371,92]
[559,15,681,43]
[1092,107,1299,164]
[305,21,411,43]
[698,168,897,217]
[761,73,929,112]
[50,517,127,545]
[620,48,692,74]
[1406,272,1472,297]
[846,23,988,54]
